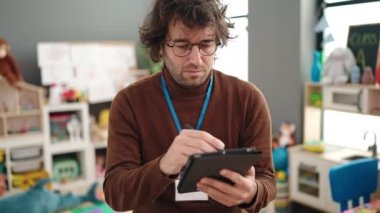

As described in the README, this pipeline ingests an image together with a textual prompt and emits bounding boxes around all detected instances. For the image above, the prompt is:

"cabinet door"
[289,152,326,209]
[323,86,364,112]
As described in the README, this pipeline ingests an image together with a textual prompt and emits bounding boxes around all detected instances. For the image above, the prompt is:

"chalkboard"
[347,23,380,73]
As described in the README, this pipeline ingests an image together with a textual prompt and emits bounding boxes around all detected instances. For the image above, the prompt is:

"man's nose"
[188,45,202,64]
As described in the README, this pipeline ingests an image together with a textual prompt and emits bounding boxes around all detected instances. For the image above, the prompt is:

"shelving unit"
[289,146,339,212]
[0,79,46,193]
[323,84,380,115]
[43,103,96,194]
[0,91,107,196]
[303,83,323,142]
[303,83,380,142]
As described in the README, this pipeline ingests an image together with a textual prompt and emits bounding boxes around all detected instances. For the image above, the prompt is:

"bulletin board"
[37,41,137,103]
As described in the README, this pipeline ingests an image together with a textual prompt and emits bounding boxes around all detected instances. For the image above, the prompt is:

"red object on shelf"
[376,66,380,85]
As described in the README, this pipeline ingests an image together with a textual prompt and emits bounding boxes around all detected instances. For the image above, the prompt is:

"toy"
[0,149,4,163]
[66,114,82,142]
[303,140,325,153]
[361,66,375,84]
[272,147,288,172]
[0,174,7,196]
[12,170,49,190]
[278,122,296,147]
[98,109,110,129]
[309,92,322,108]
[350,65,361,84]
[95,155,106,178]
[50,113,72,143]
[0,179,101,213]
[322,47,356,84]
[53,158,81,183]
[90,113,108,143]
[0,37,22,88]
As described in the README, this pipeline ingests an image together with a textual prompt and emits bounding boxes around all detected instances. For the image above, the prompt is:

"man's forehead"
[168,18,216,39]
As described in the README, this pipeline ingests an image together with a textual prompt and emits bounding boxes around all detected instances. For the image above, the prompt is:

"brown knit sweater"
[104,68,276,213]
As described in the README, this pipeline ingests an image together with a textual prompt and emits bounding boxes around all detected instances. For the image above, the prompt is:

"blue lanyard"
[161,74,214,133]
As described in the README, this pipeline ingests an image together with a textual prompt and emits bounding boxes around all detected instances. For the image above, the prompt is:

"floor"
[288,201,324,213]
[261,200,325,213]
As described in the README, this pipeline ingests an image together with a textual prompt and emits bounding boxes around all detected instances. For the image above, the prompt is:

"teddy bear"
[0,37,22,88]
[322,47,356,84]
[272,122,296,149]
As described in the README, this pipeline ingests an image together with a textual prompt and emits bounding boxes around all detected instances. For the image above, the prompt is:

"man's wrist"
[159,154,178,178]
[238,181,258,208]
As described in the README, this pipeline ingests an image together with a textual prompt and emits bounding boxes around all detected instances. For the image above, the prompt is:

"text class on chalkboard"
[346,23,380,73]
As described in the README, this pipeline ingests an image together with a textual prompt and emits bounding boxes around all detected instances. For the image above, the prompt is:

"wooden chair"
[329,158,378,211]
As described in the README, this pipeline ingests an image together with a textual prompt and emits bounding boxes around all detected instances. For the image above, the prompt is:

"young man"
[103,0,276,212]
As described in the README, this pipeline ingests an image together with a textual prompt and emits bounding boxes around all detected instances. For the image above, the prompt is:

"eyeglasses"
[166,40,219,57]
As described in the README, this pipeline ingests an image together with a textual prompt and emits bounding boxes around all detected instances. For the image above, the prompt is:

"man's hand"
[159,129,225,176]
[196,166,257,207]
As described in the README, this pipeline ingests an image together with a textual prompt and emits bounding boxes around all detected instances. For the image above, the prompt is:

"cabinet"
[289,146,340,212]
[323,84,380,114]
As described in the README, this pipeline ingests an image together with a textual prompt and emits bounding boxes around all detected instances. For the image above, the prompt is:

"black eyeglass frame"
[165,41,220,57]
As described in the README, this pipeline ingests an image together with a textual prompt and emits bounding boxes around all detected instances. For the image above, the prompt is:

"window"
[214,0,248,81]
[323,1,380,58]
[321,1,380,151]
[323,110,379,151]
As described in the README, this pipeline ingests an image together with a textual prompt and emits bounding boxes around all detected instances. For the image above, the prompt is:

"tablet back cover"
[177,151,261,193]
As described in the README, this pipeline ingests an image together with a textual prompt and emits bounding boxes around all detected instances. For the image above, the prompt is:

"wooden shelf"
[3,110,41,117]
[0,133,44,148]
[92,141,107,149]
[50,141,88,155]
[52,178,91,194]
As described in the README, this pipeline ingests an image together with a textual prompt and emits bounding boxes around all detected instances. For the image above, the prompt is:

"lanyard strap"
[161,74,214,133]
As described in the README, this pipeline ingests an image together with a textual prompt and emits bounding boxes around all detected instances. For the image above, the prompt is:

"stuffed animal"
[322,47,356,84]
[272,122,296,149]
[278,122,296,147]
[0,179,101,213]
[0,38,22,88]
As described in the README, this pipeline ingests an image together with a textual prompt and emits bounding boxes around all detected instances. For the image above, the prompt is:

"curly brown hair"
[139,0,234,62]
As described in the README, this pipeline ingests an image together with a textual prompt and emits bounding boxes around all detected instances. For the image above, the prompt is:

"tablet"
[177,147,262,193]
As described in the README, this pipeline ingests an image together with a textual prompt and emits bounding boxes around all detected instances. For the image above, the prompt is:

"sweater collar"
[161,66,212,98]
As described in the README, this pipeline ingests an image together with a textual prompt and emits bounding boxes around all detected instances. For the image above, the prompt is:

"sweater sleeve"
[239,85,277,212]
[103,90,174,211]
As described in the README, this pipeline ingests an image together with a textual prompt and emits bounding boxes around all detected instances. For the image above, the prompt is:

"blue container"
[310,51,322,83]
